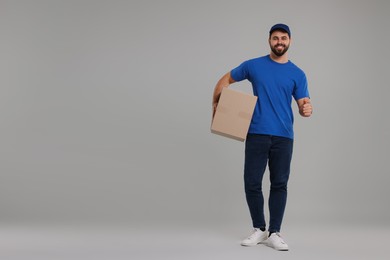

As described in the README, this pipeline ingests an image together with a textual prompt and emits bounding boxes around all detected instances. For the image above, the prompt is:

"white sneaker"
[241,229,268,246]
[265,232,289,251]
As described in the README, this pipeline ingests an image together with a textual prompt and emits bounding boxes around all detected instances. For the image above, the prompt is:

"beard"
[270,43,289,57]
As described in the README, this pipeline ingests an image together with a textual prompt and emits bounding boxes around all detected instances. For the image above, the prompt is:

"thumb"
[303,97,310,104]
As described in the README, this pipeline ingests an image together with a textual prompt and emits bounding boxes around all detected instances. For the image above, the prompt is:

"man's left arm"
[296,97,313,117]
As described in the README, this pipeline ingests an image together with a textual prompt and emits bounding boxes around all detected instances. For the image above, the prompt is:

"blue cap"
[269,23,291,37]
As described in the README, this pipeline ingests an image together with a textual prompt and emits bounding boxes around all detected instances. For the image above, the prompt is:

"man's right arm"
[212,72,236,117]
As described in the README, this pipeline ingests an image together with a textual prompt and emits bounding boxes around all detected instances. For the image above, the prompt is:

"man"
[212,24,312,251]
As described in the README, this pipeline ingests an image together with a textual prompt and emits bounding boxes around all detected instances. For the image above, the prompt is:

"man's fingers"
[302,101,312,115]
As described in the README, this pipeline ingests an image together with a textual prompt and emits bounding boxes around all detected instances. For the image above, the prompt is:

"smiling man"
[212,24,312,251]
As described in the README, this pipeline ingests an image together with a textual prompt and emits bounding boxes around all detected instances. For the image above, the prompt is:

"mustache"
[275,44,286,47]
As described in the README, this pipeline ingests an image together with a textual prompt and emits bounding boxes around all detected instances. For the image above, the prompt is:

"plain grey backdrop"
[1,0,390,259]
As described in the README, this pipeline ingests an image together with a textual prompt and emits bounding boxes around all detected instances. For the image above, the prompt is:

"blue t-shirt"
[230,55,309,139]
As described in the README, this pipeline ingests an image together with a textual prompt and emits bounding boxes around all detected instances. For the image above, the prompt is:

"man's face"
[269,30,290,57]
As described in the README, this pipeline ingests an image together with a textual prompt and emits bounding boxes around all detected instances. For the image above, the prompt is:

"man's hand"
[212,102,218,118]
[299,97,312,117]
[212,72,235,119]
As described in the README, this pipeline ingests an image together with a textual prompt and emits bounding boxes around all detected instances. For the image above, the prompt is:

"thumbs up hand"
[300,97,312,117]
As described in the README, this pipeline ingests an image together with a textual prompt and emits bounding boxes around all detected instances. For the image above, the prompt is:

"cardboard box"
[211,88,257,142]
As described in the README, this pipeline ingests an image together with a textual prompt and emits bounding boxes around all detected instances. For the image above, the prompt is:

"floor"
[0,223,388,260]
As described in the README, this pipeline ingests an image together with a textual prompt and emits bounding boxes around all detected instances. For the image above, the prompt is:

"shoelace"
[247,229,262,240]
[273,233,286,244]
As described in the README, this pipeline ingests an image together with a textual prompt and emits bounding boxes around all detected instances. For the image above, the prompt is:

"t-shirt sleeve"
[293,72,310,100]
[230,61,249,82]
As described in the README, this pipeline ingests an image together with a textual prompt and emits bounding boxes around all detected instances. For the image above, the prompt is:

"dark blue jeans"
[244,134,293,233]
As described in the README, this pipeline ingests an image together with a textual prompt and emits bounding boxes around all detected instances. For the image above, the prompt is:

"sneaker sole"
[265,243,289,251]
[241,240,267,246]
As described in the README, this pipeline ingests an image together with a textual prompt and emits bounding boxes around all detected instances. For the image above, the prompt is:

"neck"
[269,52,289,64]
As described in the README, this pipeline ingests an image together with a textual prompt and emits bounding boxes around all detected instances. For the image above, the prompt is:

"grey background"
[1,0,390,259]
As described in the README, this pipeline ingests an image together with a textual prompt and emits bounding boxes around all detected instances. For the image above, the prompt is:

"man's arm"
[296,97,313,117]
[212,72,236,117]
